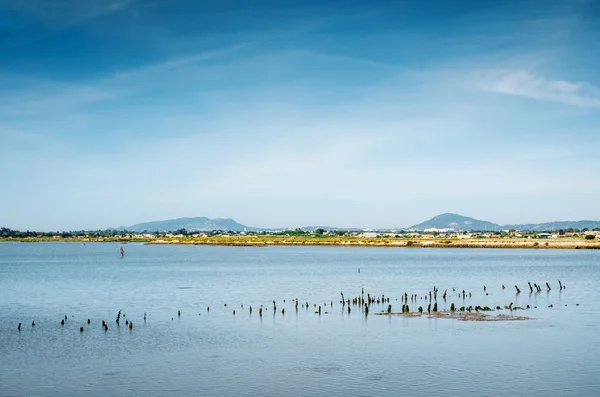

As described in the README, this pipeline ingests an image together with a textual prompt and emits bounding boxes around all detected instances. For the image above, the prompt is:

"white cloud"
[492,71,600,108]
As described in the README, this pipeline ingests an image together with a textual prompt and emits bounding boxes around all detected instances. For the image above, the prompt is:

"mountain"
[119,217,249,232]
[410,213,600,232]
[410,213,501,231]
[503,220,600,231]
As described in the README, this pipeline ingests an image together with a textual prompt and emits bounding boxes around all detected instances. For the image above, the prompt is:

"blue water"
[1,242,599,396]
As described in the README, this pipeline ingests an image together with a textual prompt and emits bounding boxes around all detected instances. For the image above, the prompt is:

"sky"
[1,0,600,231]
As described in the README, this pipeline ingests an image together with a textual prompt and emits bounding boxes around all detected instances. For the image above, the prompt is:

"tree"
[585,234,595,240]
[314,228,325,235]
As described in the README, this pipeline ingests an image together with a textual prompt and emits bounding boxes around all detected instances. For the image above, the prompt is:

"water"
[1,242,599,396]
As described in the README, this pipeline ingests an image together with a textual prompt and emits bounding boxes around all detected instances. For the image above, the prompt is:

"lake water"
[1,242,599,396]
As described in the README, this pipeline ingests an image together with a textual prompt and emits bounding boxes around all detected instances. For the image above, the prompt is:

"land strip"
[2,236,599,249]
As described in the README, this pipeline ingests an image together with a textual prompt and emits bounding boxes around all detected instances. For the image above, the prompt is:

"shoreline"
[2,237,599,249]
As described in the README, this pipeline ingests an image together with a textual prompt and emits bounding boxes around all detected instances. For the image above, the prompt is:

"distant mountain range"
[118,217,249,232]
[502,220,600,232]
[409,213,600,232]
[116,214,600,233]
[118,217,355,233]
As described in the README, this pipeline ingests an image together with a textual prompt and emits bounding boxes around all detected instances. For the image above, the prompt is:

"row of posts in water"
[16,280,566,331]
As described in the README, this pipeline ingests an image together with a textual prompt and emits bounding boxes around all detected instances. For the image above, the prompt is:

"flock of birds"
[15,280,570,332]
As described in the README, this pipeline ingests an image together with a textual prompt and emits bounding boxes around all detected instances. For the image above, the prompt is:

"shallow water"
[1,242,599,396]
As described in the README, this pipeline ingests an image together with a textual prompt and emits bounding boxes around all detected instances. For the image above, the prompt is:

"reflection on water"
[1,243,599,396]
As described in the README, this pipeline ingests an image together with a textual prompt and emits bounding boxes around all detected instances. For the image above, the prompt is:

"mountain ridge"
[118,217,249,232]
[409,213,600,231]
[116,214,600,233]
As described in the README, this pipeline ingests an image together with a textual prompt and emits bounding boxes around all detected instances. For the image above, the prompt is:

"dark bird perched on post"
[546,282,551,291]
[528,282,533,293]
[80,327,84,332]
[129,321,133,330]
[32,321,35,327]
[61,319,64,326]
[87,319,90,324]
[116,310,121,324]
[18,323,21,331]
[418,306,423,313]
[515,285,521,294]
[558,280,563,290]
[178,310,181,317]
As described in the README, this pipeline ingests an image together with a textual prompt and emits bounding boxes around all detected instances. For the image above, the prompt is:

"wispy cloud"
[491,71,600,108]
[0,0,135,29]
[0,42,253,118]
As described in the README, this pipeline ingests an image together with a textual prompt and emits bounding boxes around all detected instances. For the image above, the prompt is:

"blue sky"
[1,0,599,230]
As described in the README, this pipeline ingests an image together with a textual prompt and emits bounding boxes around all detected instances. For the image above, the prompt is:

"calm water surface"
[1,243,599,396]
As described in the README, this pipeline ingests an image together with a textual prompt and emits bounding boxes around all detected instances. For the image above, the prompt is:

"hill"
[503,220,600,231]
[119,217,249,232]
[410,213,501,231]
